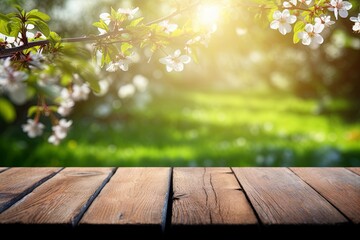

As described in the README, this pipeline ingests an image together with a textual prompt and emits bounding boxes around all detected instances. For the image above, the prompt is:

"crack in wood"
[71,168,117,227]
[0,168,64,214]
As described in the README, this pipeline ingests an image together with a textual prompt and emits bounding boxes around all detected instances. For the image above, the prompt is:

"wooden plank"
[0,167,61,213]
[0,167,8,173]
[347,167,360,176]
[172,168,257,226]
[233,168,347,225]
[291,168,360,223]
[0,167,114,225]
[80,168,171,232]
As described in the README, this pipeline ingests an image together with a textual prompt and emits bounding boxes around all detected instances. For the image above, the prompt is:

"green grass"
[1,89,360,166]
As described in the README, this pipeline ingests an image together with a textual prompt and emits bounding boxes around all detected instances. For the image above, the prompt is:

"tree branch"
[0,1,201,58]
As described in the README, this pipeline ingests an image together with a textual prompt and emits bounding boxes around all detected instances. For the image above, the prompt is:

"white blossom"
[118,84,136,99]
[8,84,27,105]
[29,53,44,69]
[50,119,72,142]
[315,15,335,28]
[270,10,297,35]
[99,12,111,25]
[328,0,352,20]
[350,13,360,33]
[71,83,90,101]
[298,23,324,46]
[117,7,139,20]
[58,98,75,116]
[159,20,178,33]
[48,133,61,145]
[106,53,134,72]
[22,119,45,138]
[159,50,191,72]
[0,58,28,105]
[283,0,297,8]
[98,28,107,34]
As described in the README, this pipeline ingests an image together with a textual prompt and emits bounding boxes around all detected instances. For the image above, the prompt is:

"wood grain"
[292,167,360,223]
[172,168,257,226]
[0,167,61,213]
[347,168,360,176]
[0,167,114,225]
[233,168,347,224]
[80,168,171,229]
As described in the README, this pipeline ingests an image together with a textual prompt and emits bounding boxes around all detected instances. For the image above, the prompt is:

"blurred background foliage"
[1,0,360,166]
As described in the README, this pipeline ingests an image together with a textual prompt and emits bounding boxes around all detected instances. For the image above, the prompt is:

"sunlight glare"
[197,5,221,26]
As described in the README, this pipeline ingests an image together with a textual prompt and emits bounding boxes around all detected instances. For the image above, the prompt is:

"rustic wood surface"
[81,167,171,229]
[0,167,358,235]
[348,167,360,176]
[291,167,360,223]
[172,168,257,226]
[0,167,61,213]
[232,167,347,224]
[0,168,114,225]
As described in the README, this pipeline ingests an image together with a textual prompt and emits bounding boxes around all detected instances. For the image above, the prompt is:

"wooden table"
[0,167,359,237]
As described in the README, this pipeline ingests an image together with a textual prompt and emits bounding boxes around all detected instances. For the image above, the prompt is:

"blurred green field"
[1,88,359,167]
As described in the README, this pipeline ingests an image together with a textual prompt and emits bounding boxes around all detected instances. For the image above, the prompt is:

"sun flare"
[197,5,221,26]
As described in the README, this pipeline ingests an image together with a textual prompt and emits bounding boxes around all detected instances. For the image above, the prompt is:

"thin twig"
[0,1,201,58]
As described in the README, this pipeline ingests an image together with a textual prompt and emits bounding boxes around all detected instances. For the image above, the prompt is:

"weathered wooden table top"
[0,167,359,237]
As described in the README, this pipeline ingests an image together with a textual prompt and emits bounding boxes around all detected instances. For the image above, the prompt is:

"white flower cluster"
[159,50,191,72]
[22,118,72,145]
[20,79,89,145]
[0,58,28,105]
[97,7,199,73]
[270,0,358,47]
[98,7,139,34]
[57,82,90,117]
[48,119,73,145]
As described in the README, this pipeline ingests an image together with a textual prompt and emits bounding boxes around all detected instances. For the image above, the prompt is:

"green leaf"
[0,21,11,35]
[27,9,51,22]
[27,105,57,117]
[293,21,305,44]
[0,98,16,123]
[7,19,22,37]
[33,20,50,37]
[13,4,25,17]
[129,17,144,27]
[0,13,11,22]
[27,106,38,117]
[48,31,61,43]
[121,42,133,54]
[93,19,109,32]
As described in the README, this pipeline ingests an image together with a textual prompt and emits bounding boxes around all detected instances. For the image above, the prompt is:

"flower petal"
[273,11,281,20]
[339,9,348,18]
[279,25,287,35]
[343,1,352,10]
[314,23,324,33]
[270,20,279,29]
[282,9,290,18]
[305,24,313,33]
[313,34,324,45]
[302,35,311,45]
[288,15,297,24]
